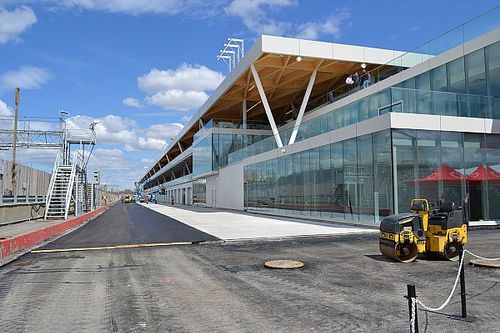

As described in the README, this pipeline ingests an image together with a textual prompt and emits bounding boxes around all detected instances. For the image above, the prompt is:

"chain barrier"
[415,248,499,312]
[464,249,500,261]
[415,252,466,312]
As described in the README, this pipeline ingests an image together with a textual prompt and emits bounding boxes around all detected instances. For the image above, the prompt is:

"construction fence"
[0,159,51,203]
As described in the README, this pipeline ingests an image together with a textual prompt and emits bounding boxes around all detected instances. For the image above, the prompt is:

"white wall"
[163,183,193,205]
[205,163,244,210]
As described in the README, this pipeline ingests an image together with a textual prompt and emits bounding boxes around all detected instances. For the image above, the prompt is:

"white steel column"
[242,99,247,129]
[288,70,317,145]
[250,64,283,148]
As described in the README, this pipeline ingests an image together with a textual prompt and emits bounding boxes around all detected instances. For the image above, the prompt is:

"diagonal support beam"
[288,70,317,145]
[250,64,283,148]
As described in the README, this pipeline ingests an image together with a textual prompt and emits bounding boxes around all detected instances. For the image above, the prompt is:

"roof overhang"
[140,35,414,183]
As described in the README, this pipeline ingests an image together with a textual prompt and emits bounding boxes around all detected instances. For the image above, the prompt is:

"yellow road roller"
[379,199,468,263]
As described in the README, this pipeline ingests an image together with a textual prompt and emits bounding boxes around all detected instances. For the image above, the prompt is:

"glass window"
[319,145,332,218]
[464,133,488,221]
[333,108,344,129]
[377,89,391,115]
[416,130,440,208]
[440,132,465,206]
[368,93,378,118]
[393,129,418,213]
[486,41,500,97]
[466,48,487,95]
[285,155,294,213]
[343,138,359,221]
[301,150,310,216]
[447,57,466,93]
[431,65,449,116]
[416,71,430,91]
[485,134,500,220]
[373,130,393,220]
[431,64,448,92]
[357,134,374,222]
[277,156,286,213]
[401,86,417,114]
[358,98,369,122]
[331,142,344,220]
[416,89,432,115]
[293,152,303,214]
[402,77,415,89]
[309,148,320,216]
[193,135,213,175]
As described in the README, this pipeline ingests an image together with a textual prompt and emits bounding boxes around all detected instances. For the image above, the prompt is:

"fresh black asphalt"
[39,202,220,249]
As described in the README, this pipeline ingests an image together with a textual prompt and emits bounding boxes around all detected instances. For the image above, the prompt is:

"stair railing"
[64,154,78,219]
[44,151,62,220]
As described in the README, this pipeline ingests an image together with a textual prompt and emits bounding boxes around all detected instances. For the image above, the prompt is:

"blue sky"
[0,0,498,189]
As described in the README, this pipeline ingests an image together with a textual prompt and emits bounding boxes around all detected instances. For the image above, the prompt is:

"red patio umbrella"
[467,165,500,182]
[410,164,467,182]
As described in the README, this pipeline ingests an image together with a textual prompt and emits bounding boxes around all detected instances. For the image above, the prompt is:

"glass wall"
[194,132,270,175]
[244,130,393,223]
[229,41,500,166]
[245,129,500,224]
[193,135,214,175]
[393,130,500,221]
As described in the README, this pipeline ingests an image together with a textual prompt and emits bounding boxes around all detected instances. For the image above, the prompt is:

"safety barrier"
[406,245,500,333]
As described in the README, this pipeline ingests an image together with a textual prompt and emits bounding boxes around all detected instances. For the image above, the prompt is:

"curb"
[0,205,109,262]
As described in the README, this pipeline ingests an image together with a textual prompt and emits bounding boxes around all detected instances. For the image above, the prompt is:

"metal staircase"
[44,153,77,220]
[44,124,97,220]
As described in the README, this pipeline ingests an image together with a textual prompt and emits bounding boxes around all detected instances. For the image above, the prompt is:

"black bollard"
[458,244,467,318]
[407,284,419,333]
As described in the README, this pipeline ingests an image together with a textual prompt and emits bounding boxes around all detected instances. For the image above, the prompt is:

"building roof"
[140,35,411,183]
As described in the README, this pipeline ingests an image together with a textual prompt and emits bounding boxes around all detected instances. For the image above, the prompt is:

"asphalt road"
[40,202,220,249]
[0,207,498,332]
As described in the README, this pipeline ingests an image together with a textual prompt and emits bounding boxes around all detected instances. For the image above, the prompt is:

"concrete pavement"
[141,203,377,241]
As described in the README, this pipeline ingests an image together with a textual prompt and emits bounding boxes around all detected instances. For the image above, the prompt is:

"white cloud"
[0,6,37,44]
[66,114,183,152]
[147,123,184,140]
[122,97,143,108]
[89,148,130,171]
[225,0,295,36]
[145,90,209,112]
[138,65,225,94]
[136,63,224,112]
[0,66,51,91]
[226,1,349,39]
[0,99,13,116]
[11,0,218,16]
[296,12,350,40]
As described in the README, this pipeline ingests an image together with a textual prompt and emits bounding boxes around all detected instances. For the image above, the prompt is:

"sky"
[0,0,498,189]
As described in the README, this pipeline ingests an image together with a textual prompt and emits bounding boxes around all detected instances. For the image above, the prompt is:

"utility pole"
[12,88,20,196]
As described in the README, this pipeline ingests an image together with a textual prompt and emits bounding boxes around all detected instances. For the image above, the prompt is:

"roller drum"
[444,242,459,261]
[379,239,418,263]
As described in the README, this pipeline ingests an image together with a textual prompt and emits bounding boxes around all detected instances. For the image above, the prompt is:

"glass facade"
[245,130,500,223]
[229,42,500,165]
[394,130,500,221]
[193,131,270,176]
[244,130,394,223]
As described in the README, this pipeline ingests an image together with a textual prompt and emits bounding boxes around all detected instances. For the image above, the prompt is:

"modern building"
[139,7,500,225]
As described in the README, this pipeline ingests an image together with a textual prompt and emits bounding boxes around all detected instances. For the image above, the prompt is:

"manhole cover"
[264,260,304,269]
[469,259,500,269]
